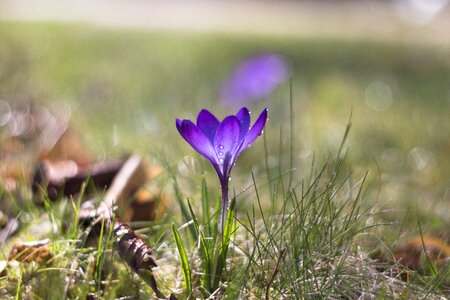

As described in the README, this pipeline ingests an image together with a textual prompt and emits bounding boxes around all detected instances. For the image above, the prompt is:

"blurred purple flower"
[176,107,268,230]
[220,53,290,105]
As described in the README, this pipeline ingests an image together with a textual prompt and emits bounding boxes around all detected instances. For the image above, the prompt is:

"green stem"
[219,181,229,234]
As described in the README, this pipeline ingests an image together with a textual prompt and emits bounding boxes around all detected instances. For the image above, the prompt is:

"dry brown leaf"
[99,155,166,222]
[38,128,92,166]
[78,156,168,246]
[123,186,170,222]
[394,235,450,270]
[8,239,52,264]
[33,158,125,201]
[0,101,73,193]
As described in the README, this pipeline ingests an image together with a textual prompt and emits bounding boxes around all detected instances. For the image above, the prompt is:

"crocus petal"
[235,107,250,141]
[176,119,218,165]
[176,119,182,131]
[241,108,268,150]
[176,107,268,189]
[197,109,220,143]
[214,115,241,164]
[220,54,290,105]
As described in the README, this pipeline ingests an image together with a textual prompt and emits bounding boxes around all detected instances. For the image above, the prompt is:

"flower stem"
[219,181,229,234]
[213,181,229,290]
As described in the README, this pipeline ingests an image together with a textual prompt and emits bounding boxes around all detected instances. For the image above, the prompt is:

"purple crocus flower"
[176,107,268,230]
[220,53,290,105]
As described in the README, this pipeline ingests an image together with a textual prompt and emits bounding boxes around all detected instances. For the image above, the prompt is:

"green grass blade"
[211,195,221,240]
[172,223,192,295]
[95,218,106,293]
[164,158,197,240]
[187,198,211,291]
[213,197,236,290]
[201,178,211,237]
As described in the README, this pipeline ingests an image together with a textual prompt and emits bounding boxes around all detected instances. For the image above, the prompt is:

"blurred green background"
[0,9,449,233]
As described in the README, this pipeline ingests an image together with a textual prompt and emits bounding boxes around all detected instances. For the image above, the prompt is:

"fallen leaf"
[123,186,170,222]
[78,156,168,246]
[98,155,166,221]
[394,235,450,270]
[8,239,52,264]
[33,158,125,201]
[38,128,92,167]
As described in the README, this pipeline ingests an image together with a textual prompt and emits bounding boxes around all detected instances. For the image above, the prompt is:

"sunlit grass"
[1,21,450,298]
